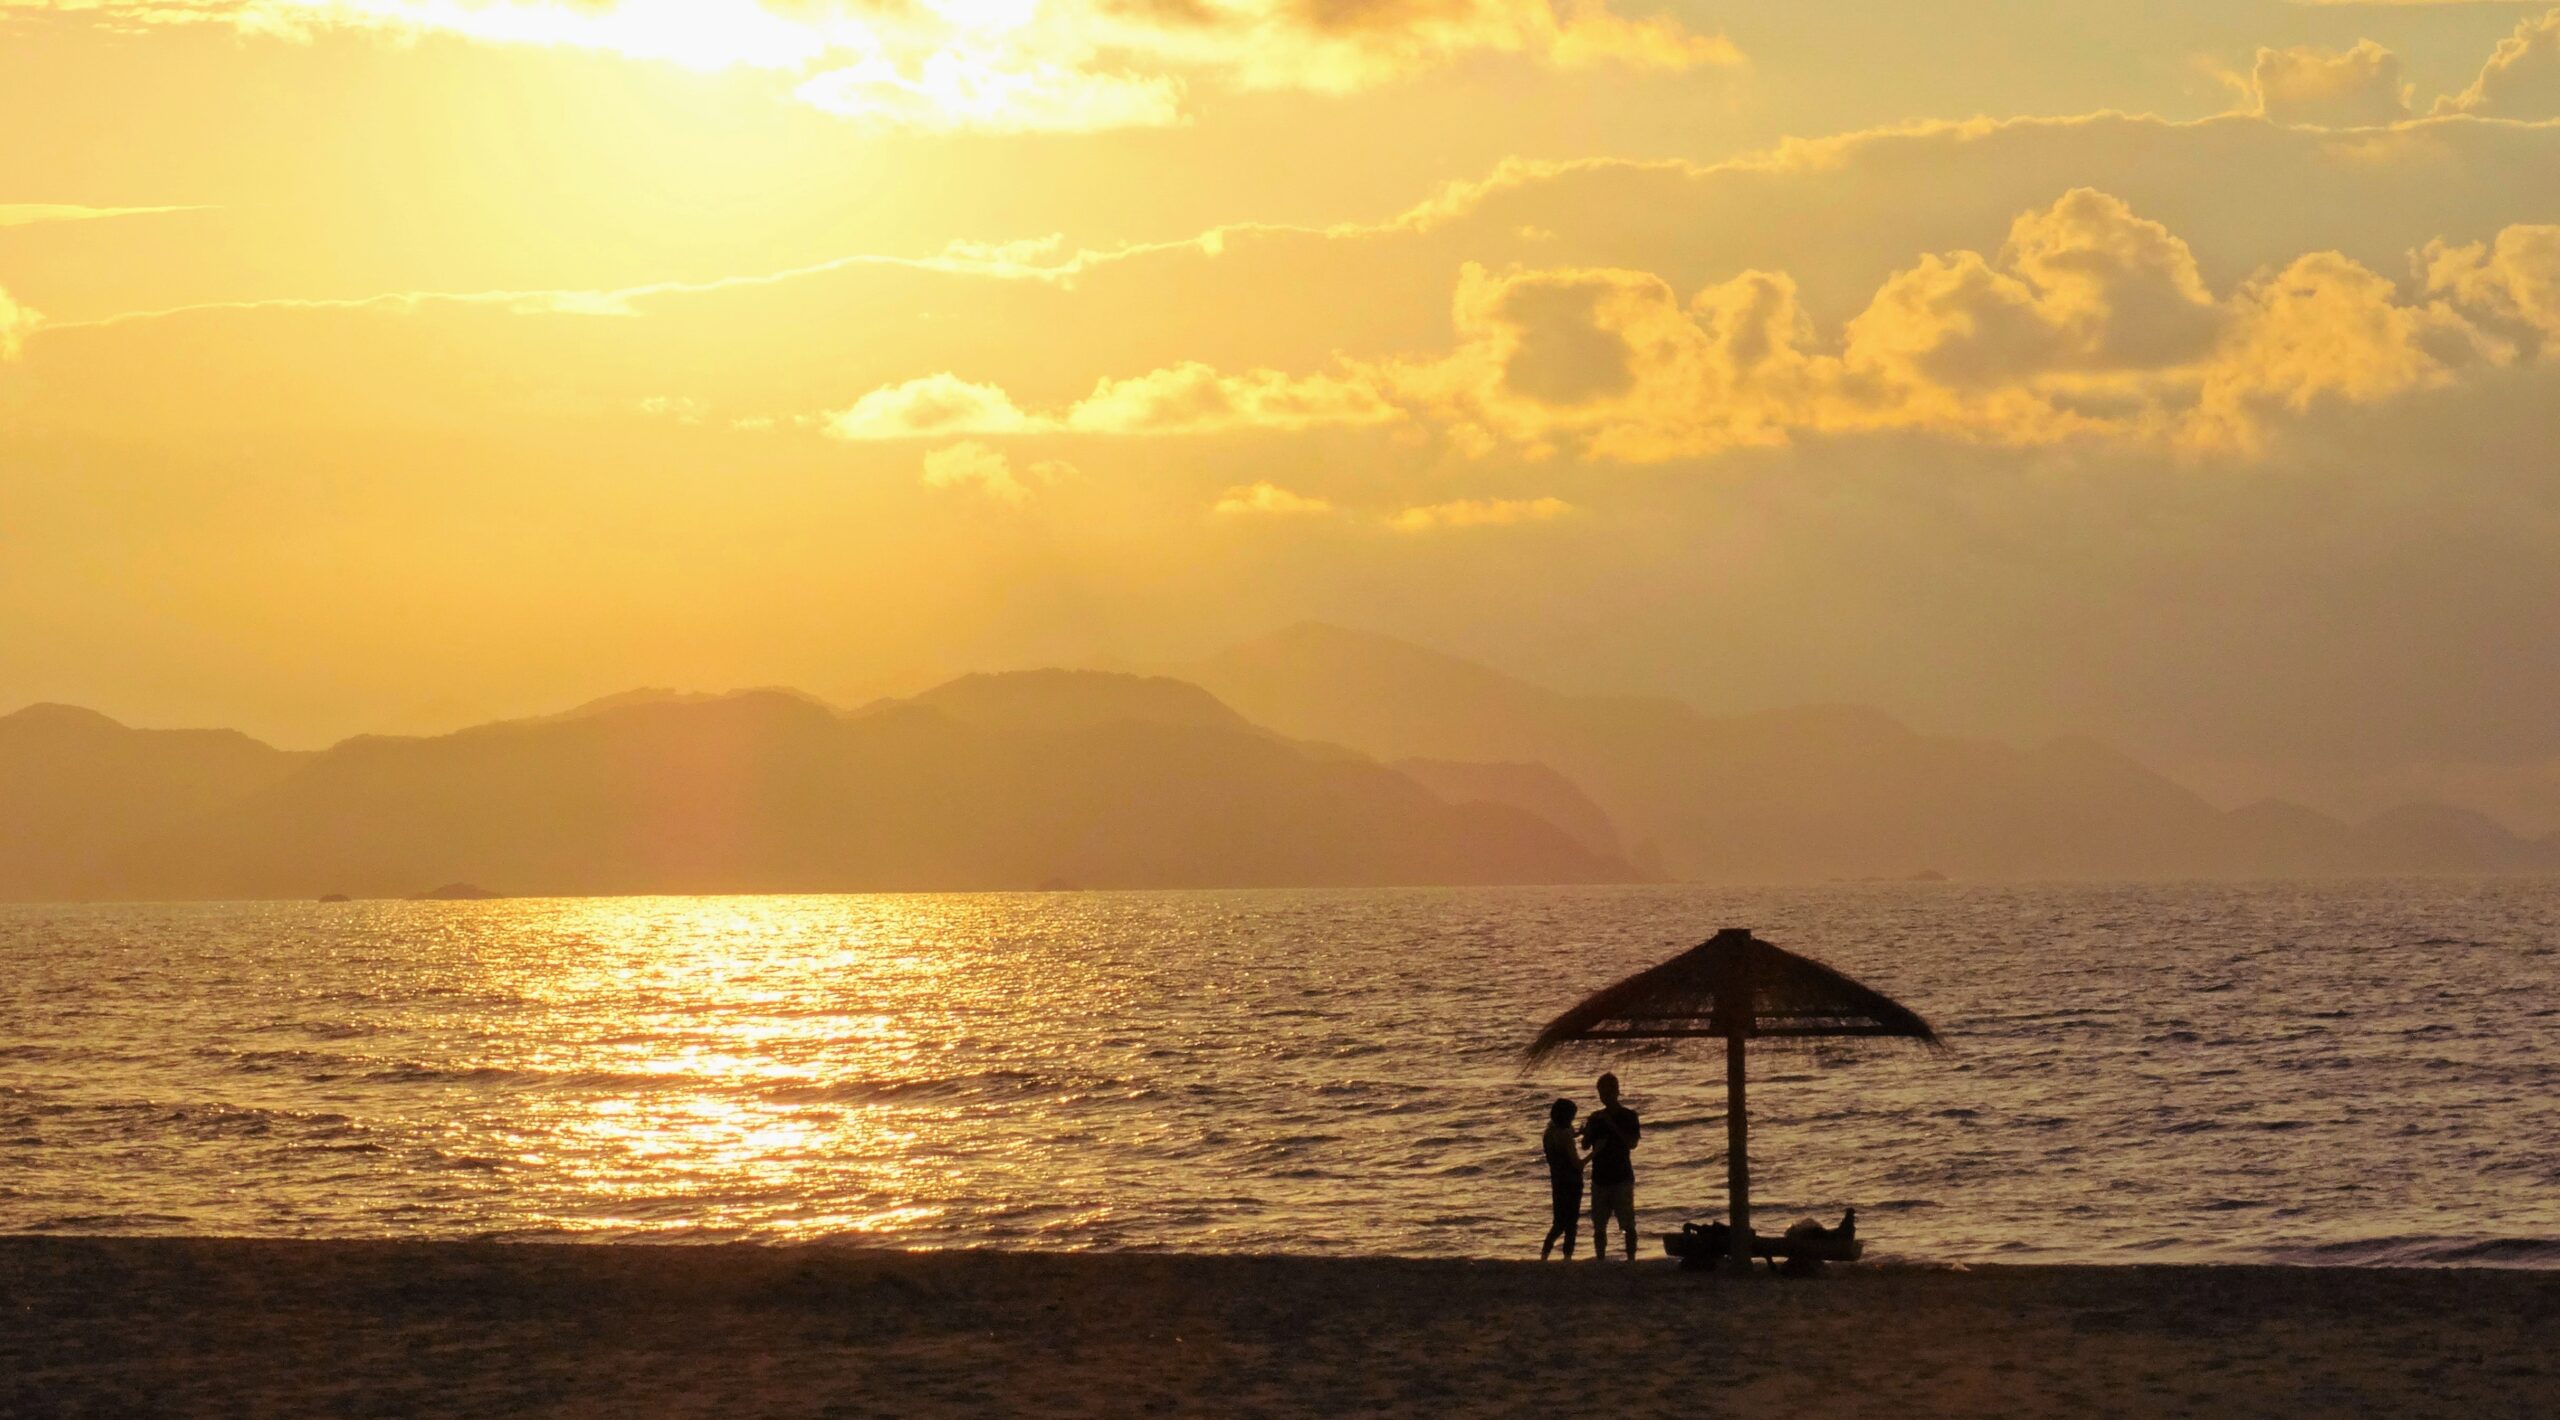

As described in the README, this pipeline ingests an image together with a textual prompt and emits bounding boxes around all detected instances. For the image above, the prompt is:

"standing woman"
[1540,1098,1586,1259]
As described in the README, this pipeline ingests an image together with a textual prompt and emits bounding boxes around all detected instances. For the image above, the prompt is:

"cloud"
[637,395,710,423]
[2249,40,2411,128]
[1852,188,2223,384]
[822,362,1400,438]
[1546,7,1737,72]
[1170,0,1739,94]
[1389,496,1572,531]
[1388,188,2522,461]
[1388,260,1825,460]
[2439,8,2560,120]
[2188,250,2495,453]
[0,203,208,228]
[1065,362,1400,433]
[0,285,39,360]
[19,0,1736,132]
[2419,224,2560,349]
[919,440,1071,505]
[824,374,1045,440]
[1213,481,1335,516]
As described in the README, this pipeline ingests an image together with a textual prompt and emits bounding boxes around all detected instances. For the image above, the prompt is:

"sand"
[1,1239,2553,1418]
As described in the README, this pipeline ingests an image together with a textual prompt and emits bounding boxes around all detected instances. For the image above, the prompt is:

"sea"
[3,880,2556,1266]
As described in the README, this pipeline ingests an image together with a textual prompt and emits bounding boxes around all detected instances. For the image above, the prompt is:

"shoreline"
[5,1239,2553,1417]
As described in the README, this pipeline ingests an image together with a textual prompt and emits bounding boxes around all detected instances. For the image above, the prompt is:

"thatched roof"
[1526,928,1939,1061]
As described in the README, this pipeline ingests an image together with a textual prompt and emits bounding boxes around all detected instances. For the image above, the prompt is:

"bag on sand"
[1668,1220,1731,1270]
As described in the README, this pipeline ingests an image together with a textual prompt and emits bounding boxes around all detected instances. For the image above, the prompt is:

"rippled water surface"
[4,882,2557,1264]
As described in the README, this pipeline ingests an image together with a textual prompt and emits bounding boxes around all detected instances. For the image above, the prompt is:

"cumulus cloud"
[1388,261,1827,460]
[0,285,40,360]
[1213,481,1336,516]
[1849,188,2223,388]
[2249,40,2411,128]
[823,363,1399,438]
[1389,496,1572,531]
[920,440,1071,504]
[2439,8,2560,120]
[824,374,1045,440]
[2189,250,2495,452]
[1387,188,2524,461]
[2419,225,2560,349]
[1065,362,1401,433]
[23,0,1736,132]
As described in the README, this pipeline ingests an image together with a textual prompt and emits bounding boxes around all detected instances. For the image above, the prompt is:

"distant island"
[2,626,2554,902]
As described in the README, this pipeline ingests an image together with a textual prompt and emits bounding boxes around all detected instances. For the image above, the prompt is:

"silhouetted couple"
[1539,1072,1642,1260]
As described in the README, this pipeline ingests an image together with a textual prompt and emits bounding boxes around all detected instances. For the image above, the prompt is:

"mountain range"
[3,624,2552,901]
[1183,624,2560,883]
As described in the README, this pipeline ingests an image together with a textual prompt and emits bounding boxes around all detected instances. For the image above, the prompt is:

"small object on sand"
[1769,1209,1863,1270]
[1663,1208,1864,1274]
[1664,1221,1732,1270]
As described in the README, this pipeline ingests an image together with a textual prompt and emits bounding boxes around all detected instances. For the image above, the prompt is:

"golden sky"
[7,0,2560,827]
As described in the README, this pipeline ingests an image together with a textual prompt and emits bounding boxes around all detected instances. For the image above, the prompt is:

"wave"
[2265,1235,2560,1268]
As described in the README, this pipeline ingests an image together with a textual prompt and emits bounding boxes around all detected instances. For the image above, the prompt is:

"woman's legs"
[1543,1182,1580,1258]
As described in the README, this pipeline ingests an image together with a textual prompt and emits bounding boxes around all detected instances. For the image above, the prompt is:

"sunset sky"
[6,0,2560,828]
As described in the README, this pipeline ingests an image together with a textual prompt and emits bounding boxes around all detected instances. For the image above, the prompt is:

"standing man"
[1581,1072,1641,1260]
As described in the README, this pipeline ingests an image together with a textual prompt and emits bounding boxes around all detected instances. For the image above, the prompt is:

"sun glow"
[223,0,1184,130]
[16,0,1735,132]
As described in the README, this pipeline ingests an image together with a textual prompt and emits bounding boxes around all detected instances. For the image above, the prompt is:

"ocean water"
[3,881,2556,1266]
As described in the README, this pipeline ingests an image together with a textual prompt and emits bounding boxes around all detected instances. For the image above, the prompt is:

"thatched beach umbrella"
[1526,927,1939,1262]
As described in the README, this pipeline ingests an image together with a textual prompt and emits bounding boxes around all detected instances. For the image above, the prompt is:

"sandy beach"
[1,1239,2551,1418]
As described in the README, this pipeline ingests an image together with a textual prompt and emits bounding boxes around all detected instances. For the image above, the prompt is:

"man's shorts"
[1590,1178,1635,1233]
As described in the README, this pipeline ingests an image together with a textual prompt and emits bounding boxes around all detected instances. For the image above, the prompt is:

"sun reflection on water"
[470,895,972,1236]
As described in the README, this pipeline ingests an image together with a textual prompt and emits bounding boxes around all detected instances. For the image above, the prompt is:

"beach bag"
[1670,1220,1730,1270]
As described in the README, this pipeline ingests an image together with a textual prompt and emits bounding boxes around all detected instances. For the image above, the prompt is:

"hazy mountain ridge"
[1390,759,1626,862]
[1185,623,2560,883]
[0,704,311,900]
[0,676,1626,901]
[10,632,2553,898]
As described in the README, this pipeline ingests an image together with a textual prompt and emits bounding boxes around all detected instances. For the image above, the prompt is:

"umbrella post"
[1725,1031,1751,1265]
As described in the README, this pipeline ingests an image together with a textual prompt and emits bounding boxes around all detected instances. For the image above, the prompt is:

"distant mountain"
[1188,623,2560,882]
[0,704,307,899]
[510,686,836,727]
[2349,804,2553,875]
[1392,758,1627,862]
[0,673,1629,901]
[898,670,1248,736]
